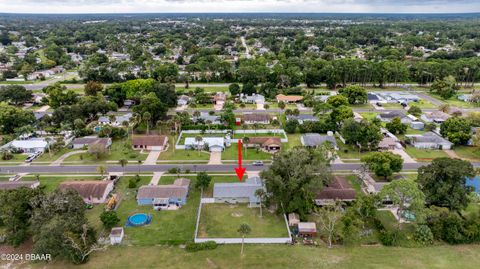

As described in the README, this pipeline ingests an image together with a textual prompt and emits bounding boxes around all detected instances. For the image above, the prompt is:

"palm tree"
[119,159,128,173]
[195,135,203,155]
[143,112,152,135]
[193,110,201,119]
[254,189,266,218]
[238,223,251,256]
[137,160,142,174]
[97,165,106,178]
[242,136,250,159]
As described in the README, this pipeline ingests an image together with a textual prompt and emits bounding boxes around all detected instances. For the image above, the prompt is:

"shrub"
[1,151,13,160]
[128,178,137,188]
[185,241,217,252]
[168,167,181,174]
[379,230,400,246]
[414,225,434,246]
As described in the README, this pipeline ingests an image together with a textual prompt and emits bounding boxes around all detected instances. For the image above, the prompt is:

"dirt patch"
[231,212,243,217]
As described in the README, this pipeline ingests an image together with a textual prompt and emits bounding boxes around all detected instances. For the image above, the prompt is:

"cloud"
[0,0,478,13]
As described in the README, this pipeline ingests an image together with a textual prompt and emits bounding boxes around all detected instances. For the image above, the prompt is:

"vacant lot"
[198,203,289,238]
[22,244,480,269]
[404,146,449,161]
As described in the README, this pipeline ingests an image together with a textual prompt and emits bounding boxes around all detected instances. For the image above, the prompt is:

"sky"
[0,0,478,14]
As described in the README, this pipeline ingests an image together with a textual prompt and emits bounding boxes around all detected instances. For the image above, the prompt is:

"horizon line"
[0,11,479,15]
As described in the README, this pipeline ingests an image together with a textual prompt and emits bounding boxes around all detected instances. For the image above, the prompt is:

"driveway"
[144,150,161,165]
[50,150,87,166]
[390,149,416,163]
[208,151,222,164]
[35,105,50,112]
[149,172,164,185]
[444,149,461,159]
[175,105,188,111]
[256,103,265,110]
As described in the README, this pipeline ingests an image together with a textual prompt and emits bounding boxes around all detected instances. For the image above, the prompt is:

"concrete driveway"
[50,150,87,166]
[144,150,161,165]
[390,149,416,163]
[208,151,222,164]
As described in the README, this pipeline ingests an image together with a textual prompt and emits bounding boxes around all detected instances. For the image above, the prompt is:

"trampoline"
[126,213,152,227]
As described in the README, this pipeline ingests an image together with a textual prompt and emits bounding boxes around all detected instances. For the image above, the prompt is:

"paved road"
[0,162,459,174]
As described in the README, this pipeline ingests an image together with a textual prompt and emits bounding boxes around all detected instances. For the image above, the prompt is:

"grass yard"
[33,147,75,163]
[0,153,27,163]
[222,146,273,160]
[198,203,289,238]
[345,175,363,192]
[114,175,200,245]
[412,99,436,109]
[350,103,374,110]
[453,146,480,160]
[336,139,364,160]
[63,138,147,163]
[427,93,476,108]
[22,243,480,269]
[21,175,104,192]
[159,149,210,161]
[176,86,229,93]
[404,146,449,161]
[159,175,246,197]
[358,112,378,121]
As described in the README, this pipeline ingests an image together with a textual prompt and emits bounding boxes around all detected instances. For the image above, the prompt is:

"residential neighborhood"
[0,8,480,269]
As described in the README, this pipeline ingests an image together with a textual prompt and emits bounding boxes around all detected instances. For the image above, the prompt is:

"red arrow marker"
[235,139,246,181]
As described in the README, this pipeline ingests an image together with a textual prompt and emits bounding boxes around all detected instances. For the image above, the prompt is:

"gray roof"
[301,133,337,147]
[213,177,264,203]
[412,132,452,145]
[379,111,405,119]
[286,114,319,122]
[137,178,190,200]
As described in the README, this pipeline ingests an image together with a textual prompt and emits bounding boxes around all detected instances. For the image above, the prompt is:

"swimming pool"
[467,176,480,193]
[127,213,151,226]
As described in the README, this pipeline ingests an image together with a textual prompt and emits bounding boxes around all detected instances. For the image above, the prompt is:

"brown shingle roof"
[243,113,270,122]
[247,137,281,147]
[276,94,303,102]
[316,176,356,201]
[132,135,167,147]
[0,181,39,190]
[58,181,112,200]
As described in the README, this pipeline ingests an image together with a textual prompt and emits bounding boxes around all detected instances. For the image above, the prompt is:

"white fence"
[194,237,291,244]
[176,129,288,149]
[193,196,293,244]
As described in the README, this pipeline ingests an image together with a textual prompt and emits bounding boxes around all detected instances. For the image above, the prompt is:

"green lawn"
[177,86,229,93]
[427,93,476,108]
[198,203,289,238]
[404,146,449,161]
[21,176,104,192]
[64,139,147,163]
[282,134,302,151]
[159,176,246,197]
[232,131,287,140]
[189,103,215,109]
[114,175,200,245]
[33,147,75,163]
[412,99,436,109]
[453,146,480,160]
[345,175,362,192]
[336,140,364,160]
[0,153,27,163]
[159,149,210,161]
[350,103,374,110]
[25,244,480,269]
[358,112,379,121]
[222,146,272,160]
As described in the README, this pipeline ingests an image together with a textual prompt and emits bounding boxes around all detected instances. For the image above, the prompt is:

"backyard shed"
[298,222,317,237]
[288,213,300,227]
[109,227,124,245]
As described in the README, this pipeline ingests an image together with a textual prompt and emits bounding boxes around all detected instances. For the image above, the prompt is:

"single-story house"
[243,113,270,124]
[132,135,168,151]
[300,133,338,150]
[113,113,133,126]
[286,114,319,124]
[98,116,111,125]
[193,112,221,125]
[377,111,411,124]
[276,94,303,103]
[58,180,114,204]
[123,99,135,107]
[0,181,40,190]
[213,92,226,104]
[315,176,356,206]
[213,177,265,207]
[406,132,453,150]
[378,137,397,150]
[244,137,281,152]
[109,227,124,245]
[136,178,190,209]
[240,93,265,104]
[8,138,48,153]
[298,222,317,237]
[410,121,425,130]
[72,137,112,150]
[367,93,380,103]
[458,94,472,102]
[184,137,225,152]
[177,95,190,106]
[420,111,450,124]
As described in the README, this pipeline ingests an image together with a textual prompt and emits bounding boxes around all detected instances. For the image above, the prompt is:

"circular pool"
[128,213,149,226]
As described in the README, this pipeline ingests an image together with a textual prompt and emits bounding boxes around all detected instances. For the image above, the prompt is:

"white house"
[6,138,48,153]
[184,137,225,152]
[109,227,124,245]
[406,132,453,150]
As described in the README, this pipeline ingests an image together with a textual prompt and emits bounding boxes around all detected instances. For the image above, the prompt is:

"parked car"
[25,152,41,163]
[252,161,264,166]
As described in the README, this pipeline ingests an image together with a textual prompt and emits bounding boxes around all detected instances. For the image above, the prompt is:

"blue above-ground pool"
[126,213,152,227]
[467,176,480,194]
